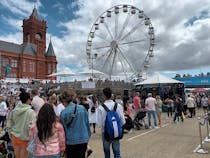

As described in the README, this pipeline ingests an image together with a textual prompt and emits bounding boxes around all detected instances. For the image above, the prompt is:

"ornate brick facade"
[0,7,57,80]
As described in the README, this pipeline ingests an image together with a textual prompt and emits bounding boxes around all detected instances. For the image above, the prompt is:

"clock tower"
[22,7,47,56]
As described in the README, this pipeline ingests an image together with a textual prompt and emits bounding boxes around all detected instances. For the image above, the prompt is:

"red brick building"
[0,7,57,80]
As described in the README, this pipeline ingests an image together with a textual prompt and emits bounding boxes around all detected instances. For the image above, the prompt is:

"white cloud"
[0,0,42,17]
[0,32,22,44]
[1,15,22,31]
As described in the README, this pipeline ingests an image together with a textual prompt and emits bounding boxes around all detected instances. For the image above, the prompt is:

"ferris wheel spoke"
[103,22,114,40]
[92,45,110,50]
[109,48,117,78]
[117,11,131,40]
[118,39,147,45]
[101,48,114,71]
[118,53,128,80]
[115,13,119,39]
[117,47,135,73]
[95,47,112,59]
[120,20,144,41]
[94,33,110,43]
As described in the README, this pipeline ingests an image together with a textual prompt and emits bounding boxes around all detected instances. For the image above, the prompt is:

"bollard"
[204,116,210,142]
[196,117,208,154]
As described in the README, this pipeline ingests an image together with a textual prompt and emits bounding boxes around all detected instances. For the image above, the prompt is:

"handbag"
[27,135,36,155]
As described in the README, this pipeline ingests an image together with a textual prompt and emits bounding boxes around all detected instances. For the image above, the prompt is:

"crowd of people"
[0,84,210,158]
[0,86,126,158]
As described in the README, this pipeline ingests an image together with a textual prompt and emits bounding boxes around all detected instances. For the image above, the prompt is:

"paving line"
[127,123,170,141]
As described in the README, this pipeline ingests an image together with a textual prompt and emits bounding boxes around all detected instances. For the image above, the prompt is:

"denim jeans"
[148,110,157,127]
[0,116,6,128]
[102,133,121,158]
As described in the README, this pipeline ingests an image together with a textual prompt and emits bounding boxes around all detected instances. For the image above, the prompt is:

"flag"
[4,64,11,77]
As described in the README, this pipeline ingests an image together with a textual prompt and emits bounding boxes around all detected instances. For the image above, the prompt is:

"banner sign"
[81,81,96,89]
[175,76,210,86]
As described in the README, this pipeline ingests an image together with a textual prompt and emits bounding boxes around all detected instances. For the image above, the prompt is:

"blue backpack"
[102,102,123,141]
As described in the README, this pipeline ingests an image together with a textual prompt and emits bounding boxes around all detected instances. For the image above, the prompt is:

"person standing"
[186,94,196,118]
[97,88,125,158]
[7,91,36,158]
[145,93,158,128]
[88,95,98,133]
[133,92,141,116]
[31,89,45,115]
[29,103,66,158]
[201,94,208,114]
[165,97,173,118]
[173,95,184,123]
[60,90,91,158]
[53,95,65,118]
[155,95,163,127]
[0,96,8,129]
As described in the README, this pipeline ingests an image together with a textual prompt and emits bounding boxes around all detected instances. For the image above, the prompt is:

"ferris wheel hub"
[111,40,118,48]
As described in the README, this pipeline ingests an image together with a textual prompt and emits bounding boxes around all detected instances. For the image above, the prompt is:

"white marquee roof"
[135,73,183,86]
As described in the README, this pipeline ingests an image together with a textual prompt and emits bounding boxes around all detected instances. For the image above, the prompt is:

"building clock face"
[35,33,41,40]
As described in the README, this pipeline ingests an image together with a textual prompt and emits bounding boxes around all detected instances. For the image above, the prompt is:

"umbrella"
[191,88,206,93]
[48,70,76,77]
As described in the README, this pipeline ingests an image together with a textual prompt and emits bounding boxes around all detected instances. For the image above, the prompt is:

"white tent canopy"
[135,73,183,86]
[79,69,106,77]
[48,70,76,77]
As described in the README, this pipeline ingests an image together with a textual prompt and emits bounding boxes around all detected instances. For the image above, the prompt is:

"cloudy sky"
[0,0,210,78]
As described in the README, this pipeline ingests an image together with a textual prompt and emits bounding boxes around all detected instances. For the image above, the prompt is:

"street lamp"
[89,53,97,79]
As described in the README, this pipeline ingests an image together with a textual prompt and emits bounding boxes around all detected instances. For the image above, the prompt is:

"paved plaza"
[89,110,210,158]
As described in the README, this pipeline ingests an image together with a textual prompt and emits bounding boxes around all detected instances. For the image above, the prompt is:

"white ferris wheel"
[86,4,155,81]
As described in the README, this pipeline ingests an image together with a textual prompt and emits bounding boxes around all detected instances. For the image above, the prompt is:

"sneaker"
[149,126,152,129]
[128,129,133,134]
[154,126,159,129]
[87,149,93,157]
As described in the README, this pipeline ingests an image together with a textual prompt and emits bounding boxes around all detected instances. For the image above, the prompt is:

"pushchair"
[133,109,148,130]
[0,130,15,158]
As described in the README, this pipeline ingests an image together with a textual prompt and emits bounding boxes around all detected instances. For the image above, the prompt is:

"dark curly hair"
[36,103,56,144]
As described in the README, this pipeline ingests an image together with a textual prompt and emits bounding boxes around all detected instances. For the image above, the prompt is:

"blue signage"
[174,76,210,86]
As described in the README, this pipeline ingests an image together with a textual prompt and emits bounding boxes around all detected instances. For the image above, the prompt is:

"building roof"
[30,7,40,20]
[45,40,55,56]
[22,42,37,55]
[0,40,22,53]
[0,40,37,55]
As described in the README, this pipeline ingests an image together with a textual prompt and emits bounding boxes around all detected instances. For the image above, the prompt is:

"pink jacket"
[29,121,65,156]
